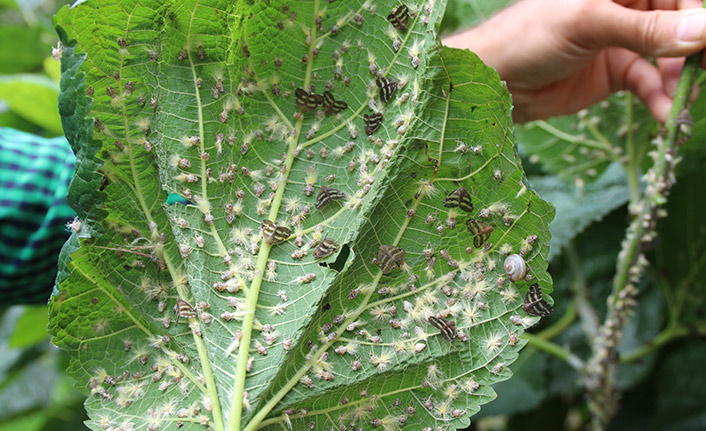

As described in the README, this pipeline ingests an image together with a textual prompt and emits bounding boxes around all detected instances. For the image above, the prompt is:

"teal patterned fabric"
[0,128,76,304]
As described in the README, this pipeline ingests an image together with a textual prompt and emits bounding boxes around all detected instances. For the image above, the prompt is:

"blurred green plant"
[0,3,85,430]
[0,0,69,136]
[0,306,88,431]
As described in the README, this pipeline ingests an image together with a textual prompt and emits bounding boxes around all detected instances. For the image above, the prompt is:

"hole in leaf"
[319,243,350,272]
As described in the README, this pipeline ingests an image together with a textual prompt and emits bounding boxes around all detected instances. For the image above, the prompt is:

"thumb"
[572,3,706,57]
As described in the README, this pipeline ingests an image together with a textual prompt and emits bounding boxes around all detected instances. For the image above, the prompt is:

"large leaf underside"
[49,1,554,430]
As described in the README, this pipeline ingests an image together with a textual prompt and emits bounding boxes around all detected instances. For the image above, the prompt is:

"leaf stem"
[583,120,614,154]
[243,174,427,430]
[534,120,612,152]
[184,47,227,431]
[522,333,584,370]
[535,302,576,341]
[566,240,599,340]
[621,262,706,363]
[110,29,225,428]
[620,324,688,363]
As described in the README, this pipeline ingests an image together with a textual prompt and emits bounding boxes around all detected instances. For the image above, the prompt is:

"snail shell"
[504,254,527,282]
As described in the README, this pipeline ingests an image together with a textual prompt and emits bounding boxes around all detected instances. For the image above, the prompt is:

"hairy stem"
[584,42,703,431]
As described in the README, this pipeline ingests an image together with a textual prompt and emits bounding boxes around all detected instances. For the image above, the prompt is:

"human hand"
[443,0,706,123]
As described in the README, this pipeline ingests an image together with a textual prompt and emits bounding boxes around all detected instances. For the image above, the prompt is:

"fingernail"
[677,10,706,43]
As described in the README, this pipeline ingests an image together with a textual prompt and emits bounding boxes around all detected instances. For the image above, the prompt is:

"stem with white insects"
[584,40,702,431]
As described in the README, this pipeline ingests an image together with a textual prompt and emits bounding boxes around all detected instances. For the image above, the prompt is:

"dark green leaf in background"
[530,162,630,261]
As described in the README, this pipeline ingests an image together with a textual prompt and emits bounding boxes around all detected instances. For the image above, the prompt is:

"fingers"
[613,0,701,11]
[658,57,685,96]
[613,0,702,10]
[609,49,674,122]
[657,57,701,102]
[570,1,706,57]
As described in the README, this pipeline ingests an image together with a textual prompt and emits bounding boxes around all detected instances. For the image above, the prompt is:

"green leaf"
[49,1,554,430]
[0,0,19,9]
[0,413,47,431]
[612,341,706,431]
[530,163,630,261]
[9,306,50,349]
[517,94,658,184]
[0,26,45,74]
[0,308,58,421]
[44,57,62,83]
[475,349,547,418]
[0,74,62,135]
[0,106,38,132]
[440,0,513,35]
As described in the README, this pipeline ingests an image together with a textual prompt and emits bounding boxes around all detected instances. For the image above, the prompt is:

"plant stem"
[566,240,599,340]
[536,302,576,341]
[584,120,613,153]
[611,56,699,309]
[522,333,584,370]
[620,325,688,363]
[585,33,703,431]
[534,120,613,152]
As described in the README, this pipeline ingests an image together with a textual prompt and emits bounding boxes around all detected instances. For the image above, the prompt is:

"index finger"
[614,0,702,10]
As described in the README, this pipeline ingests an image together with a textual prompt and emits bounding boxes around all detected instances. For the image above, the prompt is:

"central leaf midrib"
[227,1,323,429]
[242,36,441,430]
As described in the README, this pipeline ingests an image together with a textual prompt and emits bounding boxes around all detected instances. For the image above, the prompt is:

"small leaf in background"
[530,162,630,261]
[0,414,45,431]
[0,307,56,422]
[0,0,19,9]
[9,305,50,349]
[654,167,706,329]
[518,95,657,185]
[0,26,45,74]
[0,74,62,135]
[43,56,62,83]
[440,0,514,35]
[474,349,548,418]
[0,106,36,131]
[612,342,706,431]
